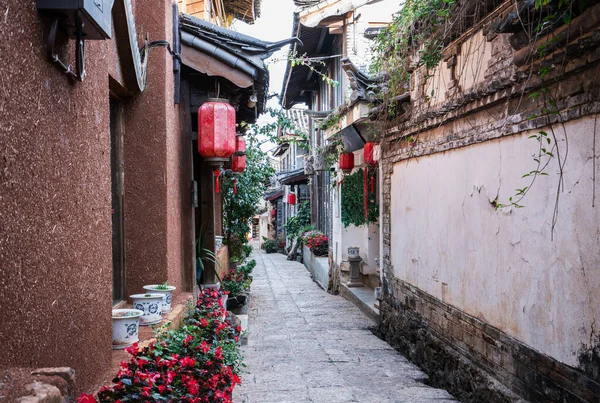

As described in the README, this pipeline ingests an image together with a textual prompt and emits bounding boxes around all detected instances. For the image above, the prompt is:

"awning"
[299,0,381,28]
[279,167,309,185]
[181,14,301,118]
[264,189,284,201]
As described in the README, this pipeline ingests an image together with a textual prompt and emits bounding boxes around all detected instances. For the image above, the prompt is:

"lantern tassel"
[214,169,221,193]
[364,167,368,220]
[233,179,237,195]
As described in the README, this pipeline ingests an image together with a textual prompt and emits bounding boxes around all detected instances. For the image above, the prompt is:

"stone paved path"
[234,249,458,403]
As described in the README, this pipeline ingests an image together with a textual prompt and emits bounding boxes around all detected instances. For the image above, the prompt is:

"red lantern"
[232,155,246,173]
[287,193,297,205]
[236,136,246,154]
[339,152,354,173]
[364,142,378,166]
[198,99,236,164]
[271,209,276,218]
[232,135,246,173]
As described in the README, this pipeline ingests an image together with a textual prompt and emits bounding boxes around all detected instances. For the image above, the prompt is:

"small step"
[340,283,380,324]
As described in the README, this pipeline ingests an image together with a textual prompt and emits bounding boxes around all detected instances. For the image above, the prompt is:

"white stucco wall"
[389,116,600,367]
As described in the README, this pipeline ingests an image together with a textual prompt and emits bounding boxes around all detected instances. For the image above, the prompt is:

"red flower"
[183,334,193,346]
[125,343,139,356]
[181,356,196,367]
[77,393,97,403]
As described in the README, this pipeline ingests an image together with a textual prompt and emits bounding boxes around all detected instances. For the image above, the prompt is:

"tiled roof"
[282,108,309,135]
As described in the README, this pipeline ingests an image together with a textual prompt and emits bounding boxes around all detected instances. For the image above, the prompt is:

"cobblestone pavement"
[234,249,458,403]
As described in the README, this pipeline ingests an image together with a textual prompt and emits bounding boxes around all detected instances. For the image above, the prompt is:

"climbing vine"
[341,169,379,227]
[222,132,275,262]
[371,0,599,237]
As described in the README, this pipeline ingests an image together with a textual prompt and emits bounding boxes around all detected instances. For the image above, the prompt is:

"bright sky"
[231,0,298,152]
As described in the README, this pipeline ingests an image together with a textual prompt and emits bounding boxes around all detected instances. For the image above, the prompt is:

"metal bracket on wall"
[46,15,86,81]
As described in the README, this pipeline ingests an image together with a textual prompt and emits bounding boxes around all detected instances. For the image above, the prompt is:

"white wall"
[389,116,600,367]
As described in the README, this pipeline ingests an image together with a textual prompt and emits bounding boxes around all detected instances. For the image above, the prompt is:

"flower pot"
[348,246,360,259]
[201,282,221,290]
[143,285,176,314]
[130,294,163,326]
[215,236,224,251]
[112,309,144,349]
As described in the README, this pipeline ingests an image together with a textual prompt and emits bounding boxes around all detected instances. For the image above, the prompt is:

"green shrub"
[263,239,278,254]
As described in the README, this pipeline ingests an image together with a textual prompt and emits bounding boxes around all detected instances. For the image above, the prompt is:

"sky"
[230,0,298,152]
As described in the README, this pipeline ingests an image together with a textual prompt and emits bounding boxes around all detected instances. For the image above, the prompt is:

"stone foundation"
[379,279,600,403]
[0,367,75,402]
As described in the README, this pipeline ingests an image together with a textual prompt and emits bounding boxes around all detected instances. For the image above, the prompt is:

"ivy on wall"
[341,168,379,227]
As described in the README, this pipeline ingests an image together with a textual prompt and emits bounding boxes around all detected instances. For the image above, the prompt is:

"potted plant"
[143,282,176,314]
[130,293,163,325]
[112,309,144,349]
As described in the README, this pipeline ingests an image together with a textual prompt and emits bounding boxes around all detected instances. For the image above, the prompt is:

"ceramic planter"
[143,285,176,314]
[112,309,144,349]
[130,293,163,325]
[348,246,360,259]
[215,236,224,251]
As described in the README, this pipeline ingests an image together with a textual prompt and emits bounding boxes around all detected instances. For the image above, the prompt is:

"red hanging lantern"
[339,152,354,174]
[287,193,297,205]
[198,99,236,164]
[236,136,246,153]
[271,209,276,218]
[232,155,246,173]
[363,143,378,216]
[364,168,369,219]
[364,142,378,166]
[232,136,246,173]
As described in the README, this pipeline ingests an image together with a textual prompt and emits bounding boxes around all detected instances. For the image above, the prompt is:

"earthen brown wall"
[121,0,185,299]
[0,0,191,392]
[0,1,112,391]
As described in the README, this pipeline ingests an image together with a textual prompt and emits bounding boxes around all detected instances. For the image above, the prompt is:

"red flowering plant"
[79,288,243,403]
[221,259,255,298]
[303,231,328,257]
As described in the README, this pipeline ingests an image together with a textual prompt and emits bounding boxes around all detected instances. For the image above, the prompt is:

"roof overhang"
[265,189,284,201]
[272,143,290,157]
[324,100,371,139]
[279,168,309,185]
[181,14,301,119]
[299,0,382,28]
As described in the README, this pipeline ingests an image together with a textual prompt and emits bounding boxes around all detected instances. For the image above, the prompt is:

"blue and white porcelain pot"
[143,285,177,314]
[112,309,144,349]
[130,293,163,325]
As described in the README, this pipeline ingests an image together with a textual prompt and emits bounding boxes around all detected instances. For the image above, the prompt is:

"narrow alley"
[234,249,458,403]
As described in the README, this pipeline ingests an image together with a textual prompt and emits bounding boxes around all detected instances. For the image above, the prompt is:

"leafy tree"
[222,131,275,262]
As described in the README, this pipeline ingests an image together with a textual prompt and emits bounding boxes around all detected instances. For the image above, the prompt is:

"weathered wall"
[0,1,112,391]
[379,7,600,402]
[389,116,600,368]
